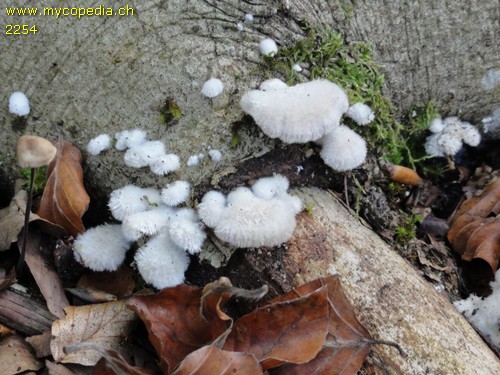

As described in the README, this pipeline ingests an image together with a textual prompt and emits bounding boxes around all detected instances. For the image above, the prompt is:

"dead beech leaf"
[18,228,69,318]
[45,360,77,375]
[448,180,500,279]
[37,140,90,236]
[0,190,58,251]
[272,276,373,375]
[172,345,263,375]
[77,265,136,298]
[50,300,136,366]
[128,284,228,374]
[26,331,52,358]
[223,286,329,370]
[0,335,43,374]
[61,343,155,375]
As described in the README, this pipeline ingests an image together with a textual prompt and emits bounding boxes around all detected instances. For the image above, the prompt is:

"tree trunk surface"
[1,0,498,203]
[243,187,500,375]
[1,2,499,373]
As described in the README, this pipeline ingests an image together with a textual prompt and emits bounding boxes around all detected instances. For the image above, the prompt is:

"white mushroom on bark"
[198,175,301,248]
[240,79,368,171]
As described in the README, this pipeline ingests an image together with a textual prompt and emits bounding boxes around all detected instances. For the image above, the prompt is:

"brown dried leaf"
[172,345,263,375]
[37,140,90,236]
[448,180,500,242]
[63,344,156,375]
[448,180,500,279]
[45,360,77,375]
[127,283,230,373]
[0,190,62,251]
[77,265,136,299]
[50,300,136,366]
[26,331,52,358]
[18,228,69,318]
[271,276,372,375]
[223,286,329,370]
[0,335,43,374]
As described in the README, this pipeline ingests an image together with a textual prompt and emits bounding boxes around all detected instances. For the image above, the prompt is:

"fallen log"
[243,187,500,374]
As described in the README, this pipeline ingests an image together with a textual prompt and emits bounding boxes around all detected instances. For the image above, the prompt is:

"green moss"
[21,167,48,196]
[160,97,182,126]
[304,202,315,213]
[265,25,433,169]
[395,214,423,245]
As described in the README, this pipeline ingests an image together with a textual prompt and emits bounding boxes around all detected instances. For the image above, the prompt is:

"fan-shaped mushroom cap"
[240,79,349,143]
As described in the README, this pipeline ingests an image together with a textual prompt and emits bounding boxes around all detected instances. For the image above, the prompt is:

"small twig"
[16,167,35,275]
[370,338,407,358]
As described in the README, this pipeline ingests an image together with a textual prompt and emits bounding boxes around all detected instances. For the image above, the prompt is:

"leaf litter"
[128,275,384,375]
[0,136,403,374]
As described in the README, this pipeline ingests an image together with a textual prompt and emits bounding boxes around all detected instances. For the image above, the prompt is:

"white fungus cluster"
[424,117,481,157]
[201,78,224,98]
[74,181,206,289]
[116,129,180,175]
[198,174,301,248]
[454,269,500,351]
[8,91,30,116]
[87,134,111,156]
[240,79,367,171]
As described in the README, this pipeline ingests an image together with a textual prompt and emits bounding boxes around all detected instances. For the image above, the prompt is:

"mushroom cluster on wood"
[198,174,301,248]
[240,79,368,171]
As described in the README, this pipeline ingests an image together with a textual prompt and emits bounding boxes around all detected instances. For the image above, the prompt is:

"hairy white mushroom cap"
[251,174,290,200]
[215,192,297,248]
[169,218,206,254]
[199,181,301,248]
[9,91,30,116]
[436,133,463,156]
[149,154,180,176]
[115,129,148,151]
[208,149,223,162]
[124,140,166,168]
[424,133,444,157]
[201,78,224,98]
[73,224,131,271]
[87,134,111,156]
[187,153,205,167]
[346,103,375,126]
[429,118,444,133]
[197,190,226,228]
[319,125,367,171]
[135,232,189,289]
[259,38,278,56]
[121,207,175,241]
[244,13,254,22]
[259,78,288,91]
[108,185,161,221]
[240,79,349,143]
[425,116,482,157]
[161,180,190,206]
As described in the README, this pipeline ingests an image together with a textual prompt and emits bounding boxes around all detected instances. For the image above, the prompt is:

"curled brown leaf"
[37,140,90,236]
